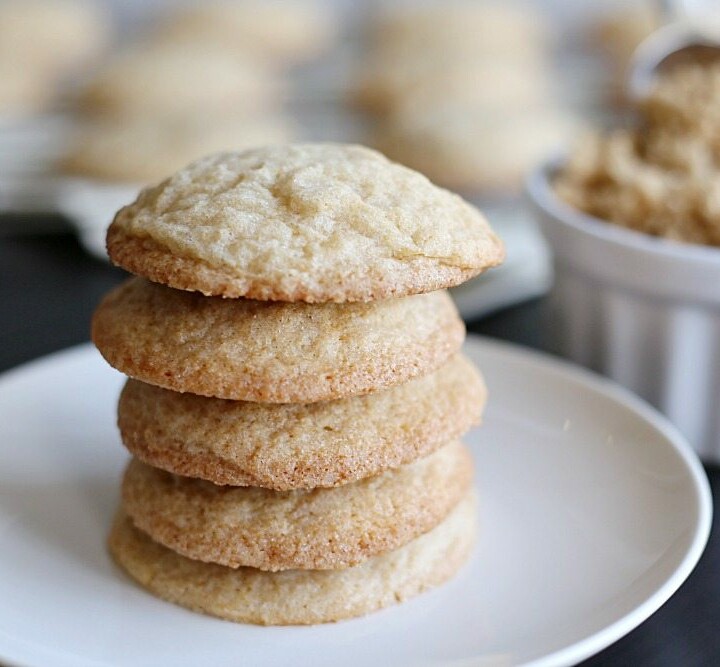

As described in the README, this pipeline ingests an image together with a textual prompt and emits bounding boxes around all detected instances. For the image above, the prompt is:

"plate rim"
[462,336,713,667]
[0,337,712,667]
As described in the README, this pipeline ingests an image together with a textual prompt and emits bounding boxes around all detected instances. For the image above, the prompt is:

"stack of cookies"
[91,144,504,625]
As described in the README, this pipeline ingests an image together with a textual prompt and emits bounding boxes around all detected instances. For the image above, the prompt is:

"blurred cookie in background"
[353,55,552,115]
[76,43,284,119]
[369,2,548,59]
[592,3,659,66]
[352,57,552,119]
[0,0,110,78]
[148,0,337,66]
[0,61,55,118]
[352,1,552,113]
[0,0,111,117]
[589,3,661,105]
[353,1,578,198]
[58,113,296,185]
[377,104,578,195]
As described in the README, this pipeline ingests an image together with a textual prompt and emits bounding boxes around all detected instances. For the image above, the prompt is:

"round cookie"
[592,6,659,65]
[151,1,336,64]
[106,144,504,302]
[118,354,484,489]
[77,44,282,119]
[91,278,465,403]
[0,0,110,78]
[370,3,547,60]
[60,113,294,184]
[0,60,54,117]
[122,441,472,571]
[353,54,549,115]
[377,105,578,193]
[108,490,477,625]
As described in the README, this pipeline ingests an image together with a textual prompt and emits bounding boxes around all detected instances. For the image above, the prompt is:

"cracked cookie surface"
[118,353,485,489]
[107,143,504,302]
[109,490,477,625]
[121,441,472,571]
[92,277,465,402]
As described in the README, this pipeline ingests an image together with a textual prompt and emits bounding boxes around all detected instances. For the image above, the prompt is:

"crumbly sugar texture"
[108,490,477,625]
[107,144,504,302]
[91,278,465,403]
[121,441,472,571]
[118,353,485,489]
[555,62,720,247]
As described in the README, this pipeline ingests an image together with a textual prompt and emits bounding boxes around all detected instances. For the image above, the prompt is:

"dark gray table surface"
[0,222,717,667]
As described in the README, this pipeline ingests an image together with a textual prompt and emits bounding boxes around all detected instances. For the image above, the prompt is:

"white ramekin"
[527,160,720,462]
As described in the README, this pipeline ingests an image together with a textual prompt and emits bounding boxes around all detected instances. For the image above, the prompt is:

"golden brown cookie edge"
[120,442,473,571]
[117,355,486,489]
[107,490,477,625]
[107,224,500,303]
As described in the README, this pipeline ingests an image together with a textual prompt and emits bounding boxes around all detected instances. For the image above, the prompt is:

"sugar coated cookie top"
[108,143,504,302]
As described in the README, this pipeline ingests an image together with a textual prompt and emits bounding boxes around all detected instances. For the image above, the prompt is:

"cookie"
[590,7,660,106]
[353,49,549,115]
[370,3,547,60]
[106,144,504,302]
[77,44,282,119]
[0,60,53,117]
[377,105,577,193]
[108,490,477,625]
[118,353,485,489]
[592,6,659,65]
[60,113,294,184]
[354,56,550,115]
[91,278,465,403]
[352,2,549,114]
[0,0,110,78]
[151,1,336,64]
[122,440,472,571]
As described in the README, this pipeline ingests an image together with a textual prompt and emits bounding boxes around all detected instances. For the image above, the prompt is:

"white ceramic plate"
[0,336,710,667]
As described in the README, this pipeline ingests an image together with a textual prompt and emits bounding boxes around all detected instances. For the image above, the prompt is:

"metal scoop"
[628,0,720,99]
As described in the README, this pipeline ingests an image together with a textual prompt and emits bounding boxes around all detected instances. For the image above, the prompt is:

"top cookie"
[107,144,504,303]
